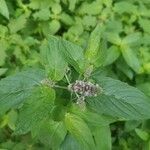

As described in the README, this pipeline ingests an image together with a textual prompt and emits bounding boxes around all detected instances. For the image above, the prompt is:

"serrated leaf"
[71,105,116,127]
[85,24,104,66]
[15,86,55,134]
[0,69,46,115]
[60,37,85,73]
[8,14,27,33]
[29,0,52,9]
[40,36,67,81]
[114,2,137,14]
[0,0,9,19]
[33,8,50,21]
[78,1,102,15]
[121,46,141,73]
[64,113,95,150]
[87,77,150,120]
[32,120,67,149]
[93,125,111,150]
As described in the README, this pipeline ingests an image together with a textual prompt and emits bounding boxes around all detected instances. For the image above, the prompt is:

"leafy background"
[0,0,150,149]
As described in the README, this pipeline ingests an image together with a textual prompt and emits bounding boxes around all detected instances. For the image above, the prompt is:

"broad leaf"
[60,134,83,150]
[87,77,150,120]
[71,105,116,127]
[0,0,9,19]
[32,120,67,149]
[60,38,85,73]
[40,36,67,81]
[64,113,95,150]
[0,69,46,115]
[85,24,104,66]
[93,125,112,150]
[15,86,55,134]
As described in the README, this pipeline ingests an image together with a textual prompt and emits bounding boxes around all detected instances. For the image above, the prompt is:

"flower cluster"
[68,80,102,97]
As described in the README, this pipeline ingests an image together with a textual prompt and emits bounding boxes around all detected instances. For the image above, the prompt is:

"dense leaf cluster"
[0,0,150,149]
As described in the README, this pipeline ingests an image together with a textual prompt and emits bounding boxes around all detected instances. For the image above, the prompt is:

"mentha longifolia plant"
[0,25,150,150]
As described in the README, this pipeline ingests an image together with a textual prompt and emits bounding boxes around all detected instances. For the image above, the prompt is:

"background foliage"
[0,0,150,149]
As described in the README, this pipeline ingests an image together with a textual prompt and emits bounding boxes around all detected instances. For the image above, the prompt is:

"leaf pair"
[40,36,85,81]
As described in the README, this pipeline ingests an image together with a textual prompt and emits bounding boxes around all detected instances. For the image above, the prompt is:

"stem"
[65,74,71,84]
[54,85,68,90]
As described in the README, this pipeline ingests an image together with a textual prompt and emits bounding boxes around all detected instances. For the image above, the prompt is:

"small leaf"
[105,32,121,45]
[87,77,150,120]
[33,8,50,21]
[114,2,137,14]
[0,68,7,76]
[121,46,141,73]
[64,113,95,150]
[0,0,9,19]
[135,128,149,141]
[104,46,120,66]
[122,33,141,45]
[0,69,46,115]
[8,14,27,33]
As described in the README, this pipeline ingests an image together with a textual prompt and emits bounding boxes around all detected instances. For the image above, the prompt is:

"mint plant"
[0,34,150,149]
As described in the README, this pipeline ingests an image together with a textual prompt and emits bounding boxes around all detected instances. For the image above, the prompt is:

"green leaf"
[60,13,74,26]
[114,2,137,14]
[49,20,61,34]
[78,1,103,15]
[87,77,150,120]
[122,32,141,45]
[135,128,149,141]
[33,8,50,21]
[40,36,67,81]
[0,0,9,19]
[85,24,104,66]
[104,46,120,66]
[15,86,55,134]
[137,83,150,97]
[8,14,27,33]
[0,68,7,76]
[0,39,8,66]
[0,69,46,115]
[32,120,66,149]
[60,134,83,150]
[64,113,95,150]
[139,18,150,34]
[60,37,85,73]
[105,32,121,45]
[71,105,116,127]
[121,46,141,73]
[93,125,112,150]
